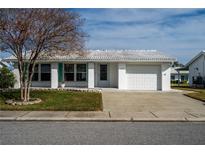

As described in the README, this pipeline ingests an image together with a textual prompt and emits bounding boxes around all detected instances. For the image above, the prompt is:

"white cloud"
[79,9,205,64]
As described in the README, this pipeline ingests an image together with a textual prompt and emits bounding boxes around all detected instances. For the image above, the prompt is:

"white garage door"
[126,65,161,90]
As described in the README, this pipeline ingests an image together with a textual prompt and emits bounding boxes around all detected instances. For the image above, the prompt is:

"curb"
[1,117,205,122]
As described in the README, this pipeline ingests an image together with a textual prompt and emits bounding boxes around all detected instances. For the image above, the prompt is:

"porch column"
[51,63,58,88]
[88,63,95,88]
[118,63,127,89]
[13,63,20,89]
[161,63,171,91]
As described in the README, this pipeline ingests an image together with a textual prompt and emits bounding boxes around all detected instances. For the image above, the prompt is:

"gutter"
[3,58,176,63]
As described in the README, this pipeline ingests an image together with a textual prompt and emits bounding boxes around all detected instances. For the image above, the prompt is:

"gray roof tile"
[4,50,176,62]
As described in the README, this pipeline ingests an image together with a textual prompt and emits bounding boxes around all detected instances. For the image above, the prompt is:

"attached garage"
[126,65,161,90]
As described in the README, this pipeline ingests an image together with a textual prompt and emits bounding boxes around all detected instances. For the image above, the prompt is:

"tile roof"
[185,51,205,67]
[4,50,176,62]
[0,58,8,67]
[171,67,189,74]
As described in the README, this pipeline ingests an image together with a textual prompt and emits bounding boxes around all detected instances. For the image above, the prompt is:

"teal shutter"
[58,63,63,82]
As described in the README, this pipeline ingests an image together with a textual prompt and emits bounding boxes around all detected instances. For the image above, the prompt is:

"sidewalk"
[1,110,205,121]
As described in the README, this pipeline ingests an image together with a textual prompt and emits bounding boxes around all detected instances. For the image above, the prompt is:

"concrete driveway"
[102,90,205,120]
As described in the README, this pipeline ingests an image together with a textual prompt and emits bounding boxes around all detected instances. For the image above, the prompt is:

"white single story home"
[185,51,205,87]
[171,67,189,83]
[4,50,175,91]
[0,58,8,68]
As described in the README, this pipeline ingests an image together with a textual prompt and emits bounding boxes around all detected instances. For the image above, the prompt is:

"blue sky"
[71,8,205,64]
[1,9,205,64]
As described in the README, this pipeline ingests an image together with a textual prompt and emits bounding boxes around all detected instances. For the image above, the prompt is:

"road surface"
[0,121,205,144]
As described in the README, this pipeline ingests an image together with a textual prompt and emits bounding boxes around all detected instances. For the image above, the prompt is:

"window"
[192,76,195,84]
[181,75,185,81]
[100,64,107,80]
[77,64,87,81]
[32,64,39,81]
[41,64,51,81]
[64,64,74,81]
[184,75,188,81]
[171,75,175,80]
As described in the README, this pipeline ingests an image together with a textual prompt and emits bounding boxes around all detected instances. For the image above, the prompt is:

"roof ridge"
[185,51,205,67]
[88,49,158,52]
[3,49,176,63]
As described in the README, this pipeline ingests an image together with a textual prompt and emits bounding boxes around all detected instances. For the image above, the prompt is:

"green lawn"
[171,83,189,87]
[0,90,102,111]
[173,87,205,102]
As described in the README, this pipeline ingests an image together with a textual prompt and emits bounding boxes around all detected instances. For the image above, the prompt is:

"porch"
[13,62,119,89]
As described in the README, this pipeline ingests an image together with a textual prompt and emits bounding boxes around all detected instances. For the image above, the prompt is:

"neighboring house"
[185,51,205,87]
[171,67,189,83]
[0,62,4,68]
[0,58,8,68]
[4,50,175,91]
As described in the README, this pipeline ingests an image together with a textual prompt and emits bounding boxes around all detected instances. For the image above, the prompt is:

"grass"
[172,87,205,102]
[0,90,102,111]
[171,83,189,87]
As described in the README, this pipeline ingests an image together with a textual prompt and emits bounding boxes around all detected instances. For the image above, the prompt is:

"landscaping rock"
[5,98,42,105]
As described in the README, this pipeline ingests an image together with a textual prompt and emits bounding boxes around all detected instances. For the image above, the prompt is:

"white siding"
[88,63,94,88]
[110,63,118,88]
[161,63,171,91]
[65,81,88,87]
[189,55,205,86]
[118,63,127,89]
[51,63,58,88]
[31,81,51,87]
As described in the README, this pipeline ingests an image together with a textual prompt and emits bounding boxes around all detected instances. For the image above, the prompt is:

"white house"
[0,58,8,68]
[4,50,175,91]
[171,67,189,83]
[0,61,4,68]
[185,51,205,87]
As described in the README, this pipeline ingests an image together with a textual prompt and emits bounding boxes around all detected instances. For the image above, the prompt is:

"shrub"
[0,66,16,89]
[171,80,179,84]
[181,80,188,84]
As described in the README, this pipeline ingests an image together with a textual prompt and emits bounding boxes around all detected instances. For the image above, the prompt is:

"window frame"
[64,64,75,81]
[181,75,185,81]
[40,64,51,81]
[100,64,108,81]
[76,64,87,82]
[171,75,175,80]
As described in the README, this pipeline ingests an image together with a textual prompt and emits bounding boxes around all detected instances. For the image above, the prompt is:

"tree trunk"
[26,61,36,102]
[18,60,30,102]
[26,81,31,101]
[18,62,24,101]
[17,51,40,102]
[23,81,27,101]
[20,86,24,101]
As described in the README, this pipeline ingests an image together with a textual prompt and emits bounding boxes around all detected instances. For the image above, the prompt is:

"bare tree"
[0,9,85,102]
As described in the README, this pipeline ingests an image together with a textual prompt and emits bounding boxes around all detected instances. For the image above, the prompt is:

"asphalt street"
[0,121,205,145]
